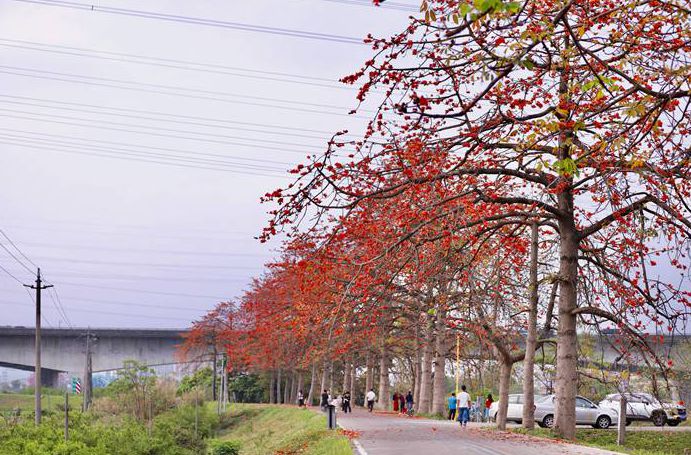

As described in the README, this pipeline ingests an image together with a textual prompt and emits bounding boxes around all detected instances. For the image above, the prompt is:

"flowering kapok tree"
[263,0,691,438]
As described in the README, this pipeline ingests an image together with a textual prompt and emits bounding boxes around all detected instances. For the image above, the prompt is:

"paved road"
[337,410,623,455]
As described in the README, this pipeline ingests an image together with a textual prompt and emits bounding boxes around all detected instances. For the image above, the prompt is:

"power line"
[0,106,322,154]
[0,228,73,327]
[0,300,197,322]
[8,0,365,44]
[0,38,353,91]
[27,256,262,271]
[6,240,273,258]
[0,129,296,168]
[0,228,39,269]
[0,139,294,177]
[0,95,339,141]
[0,66,369,117]
[55,282,231,300]
[0,133,290,173]
[317,0,418,12]
[0,262,24,284]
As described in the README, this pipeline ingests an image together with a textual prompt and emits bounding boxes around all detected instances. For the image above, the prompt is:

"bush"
[209,440,241,455]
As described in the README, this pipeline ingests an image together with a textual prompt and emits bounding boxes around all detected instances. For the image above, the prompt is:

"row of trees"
[184,0,690,439]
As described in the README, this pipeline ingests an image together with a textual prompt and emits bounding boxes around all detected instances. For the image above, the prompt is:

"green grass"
[0,392,83,414]
[510,427,691,455]
[215,404,352,455]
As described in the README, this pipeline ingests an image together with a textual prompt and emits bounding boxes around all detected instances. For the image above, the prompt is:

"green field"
[215,404,352,455]
[511,427,691,455]
[0,392,83,414]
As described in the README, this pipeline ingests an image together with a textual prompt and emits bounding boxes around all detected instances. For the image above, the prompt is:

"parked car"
[488,394,545,423]
[599,393,687,427]
[535,395,618,429]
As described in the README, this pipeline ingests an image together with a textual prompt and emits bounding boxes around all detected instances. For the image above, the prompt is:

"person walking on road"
[405,390,414,416]
[447,392,457,420]
[342,390,352,413]
[484,393,494,421]
[366,388,377,412]
[321,389,329,411]
[457,385,471,427]
[392,392,400,412]
[398,393,406,414]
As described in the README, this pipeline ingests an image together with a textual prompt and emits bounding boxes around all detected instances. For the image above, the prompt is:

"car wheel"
[652,411,667,427]
[595,415,611,429]
[666,420,680,427]
[542,414,555,428]
[625,419,632,426]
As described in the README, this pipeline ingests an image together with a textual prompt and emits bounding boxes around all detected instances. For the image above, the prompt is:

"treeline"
[183,0,690,440]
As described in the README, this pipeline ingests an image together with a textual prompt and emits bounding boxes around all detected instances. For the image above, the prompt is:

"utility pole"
[82,330,94,411]
[24,268,52,425]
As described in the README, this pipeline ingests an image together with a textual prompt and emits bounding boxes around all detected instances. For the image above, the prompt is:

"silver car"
[489,394,545,423]
[535,395,618,429]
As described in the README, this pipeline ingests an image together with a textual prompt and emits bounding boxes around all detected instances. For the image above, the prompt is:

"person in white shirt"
[366,388,377,412]
[456,384,471,427]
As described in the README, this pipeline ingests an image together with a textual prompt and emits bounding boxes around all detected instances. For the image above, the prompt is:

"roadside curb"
[337,422,368,455]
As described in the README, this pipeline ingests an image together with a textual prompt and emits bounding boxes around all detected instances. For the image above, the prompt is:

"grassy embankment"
[511,427,691,455]
[0,391,83,414]
[215,403,352,455]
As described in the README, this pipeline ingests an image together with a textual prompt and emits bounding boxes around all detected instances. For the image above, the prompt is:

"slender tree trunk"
[431,308,447,415]
[276,369,282,404]
[307,363,317,406]
[523,222,539,429]
[376,344,391,410]
[418,314,434,414]
[496,357,512,430]
[350,358,357,404]
[413,335,422,406]
[365,352,374,401]
[284,372,290,405]
[328,361,334,393]
[320,361,329,394]
[343,360,351,394]
[269,370,275,404]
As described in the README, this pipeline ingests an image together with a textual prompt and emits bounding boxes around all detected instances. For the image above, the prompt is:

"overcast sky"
[0,0,416,329]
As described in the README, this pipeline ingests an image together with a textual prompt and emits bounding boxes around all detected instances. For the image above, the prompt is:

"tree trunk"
[269,370,275,404]
[376,344,391,410]
[350,359,357,404]
[522,222,539,429]
[307,363,317,406]
[284,373,290,405]
[343,360,351,394]
[431,308,447,416]
[320,361,329,394]
[276,368,282,404]
[365,352,374,401]
[496,357,512,430]
[413,335,422,407]
[328,361,334,393]
[554,208,579,439]
[418,314,434,414]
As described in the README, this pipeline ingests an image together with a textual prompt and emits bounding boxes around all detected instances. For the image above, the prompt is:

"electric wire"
[0,66,369,117]
[0,38,353,91]
[0,228,73,327]
[0,301,197,322]
[0,133,290,173]
[0,106,322,153]
[0,129,295,168]
[0,95,340,141]
[1,140,293,177]
[8,0,365,45]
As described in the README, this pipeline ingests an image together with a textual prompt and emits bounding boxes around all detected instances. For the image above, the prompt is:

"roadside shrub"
[209,440,241,455]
